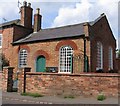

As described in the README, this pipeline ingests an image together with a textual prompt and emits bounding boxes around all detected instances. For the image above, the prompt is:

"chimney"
[20,1,33,29]
[34,8,42,32]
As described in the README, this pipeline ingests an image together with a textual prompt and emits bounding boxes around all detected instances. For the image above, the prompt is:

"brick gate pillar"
[18,67,31,93]
[3,67,14,92]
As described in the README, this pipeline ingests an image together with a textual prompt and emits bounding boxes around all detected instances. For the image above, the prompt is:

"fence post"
[18,67,31,93]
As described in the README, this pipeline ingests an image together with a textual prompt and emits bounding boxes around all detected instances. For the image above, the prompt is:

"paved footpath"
[2,92,119,104]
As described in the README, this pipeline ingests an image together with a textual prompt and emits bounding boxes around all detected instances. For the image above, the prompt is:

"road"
[2,92,119,105]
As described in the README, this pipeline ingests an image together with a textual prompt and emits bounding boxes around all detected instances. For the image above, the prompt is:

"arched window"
[108,47,113,69]
[19,49,28,67]
[59,46,73,73]
[96,42,103,70]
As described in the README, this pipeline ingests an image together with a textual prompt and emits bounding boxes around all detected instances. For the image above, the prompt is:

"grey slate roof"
[13,13,106,44]
[0,19,20,28]
[13,23,85,44]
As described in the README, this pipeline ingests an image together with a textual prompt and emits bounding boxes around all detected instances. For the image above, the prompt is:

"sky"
[0,0,119,48]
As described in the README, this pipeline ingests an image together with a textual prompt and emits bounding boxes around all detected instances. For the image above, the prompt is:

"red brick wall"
[2,67,119,98]
[13,25,33,41]
[13,38,85,73]
[90,16,116,72]
[1,25,33,71]
[1,15,116,74]
[55,40,78,51]
[2,27,14,66]
[20,6,33,29]
[25,72,119,97]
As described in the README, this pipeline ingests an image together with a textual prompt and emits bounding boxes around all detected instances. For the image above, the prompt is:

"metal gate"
[13,71,19,92]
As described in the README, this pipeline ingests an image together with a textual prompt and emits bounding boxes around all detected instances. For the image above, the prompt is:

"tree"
[0,53,9,70]
[117,49,120,58]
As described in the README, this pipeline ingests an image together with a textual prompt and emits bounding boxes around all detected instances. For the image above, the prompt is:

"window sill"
[58,72,71,74]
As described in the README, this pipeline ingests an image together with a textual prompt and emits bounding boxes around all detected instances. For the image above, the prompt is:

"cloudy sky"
[0,0,119,48]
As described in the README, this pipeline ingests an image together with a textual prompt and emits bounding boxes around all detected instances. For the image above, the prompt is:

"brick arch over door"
[16,45,30,53]
[55,40,78,51]
[33,50,49,60]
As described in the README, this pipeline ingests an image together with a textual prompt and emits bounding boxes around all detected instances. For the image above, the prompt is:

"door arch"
[36,55,46,72]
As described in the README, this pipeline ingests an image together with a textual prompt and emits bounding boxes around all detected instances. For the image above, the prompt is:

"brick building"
[0,1,117,74]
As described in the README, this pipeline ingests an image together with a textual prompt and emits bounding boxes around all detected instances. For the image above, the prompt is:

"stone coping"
[3,66,14,69]
[26,72,120,77]
[18,67,31,69]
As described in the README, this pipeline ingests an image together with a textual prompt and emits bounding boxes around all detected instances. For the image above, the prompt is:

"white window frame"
[96,42,103,70]
[19,49,28,68]
[108,47,113,69]
[59,46,73,74]
[0,34,2,48]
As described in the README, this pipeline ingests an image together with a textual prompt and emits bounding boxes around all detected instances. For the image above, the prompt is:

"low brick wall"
[25,72,120,97]
[2,67,14,92]
[0,72,2,90]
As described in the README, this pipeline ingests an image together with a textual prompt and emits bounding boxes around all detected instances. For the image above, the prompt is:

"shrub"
[117,49,120,58]
[64,95,75,99]
[21,92,43,98]
[0,53,9,70]
[108,69,118,73]
[97,94,106,101]
[108,69,114,73]
[96,69,104,73]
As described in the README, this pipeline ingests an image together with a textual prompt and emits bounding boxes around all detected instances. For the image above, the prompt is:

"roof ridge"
[89,13,106,26]
[40,22,86,31]
[40,13,106,31]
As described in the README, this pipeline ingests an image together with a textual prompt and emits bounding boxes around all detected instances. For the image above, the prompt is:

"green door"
[36,56,46,72]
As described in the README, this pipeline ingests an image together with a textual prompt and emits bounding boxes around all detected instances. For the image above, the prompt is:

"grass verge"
[21,92,43,98]
[64,95,75,99]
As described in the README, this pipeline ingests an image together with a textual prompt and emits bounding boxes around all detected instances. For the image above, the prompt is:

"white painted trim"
[18,49,28,68]
[111,48,113,69]
[96,42,103,70]
[58,72,71,74]
[59,45,73,73]
[108,47,113,69]
[101,43,103,69]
